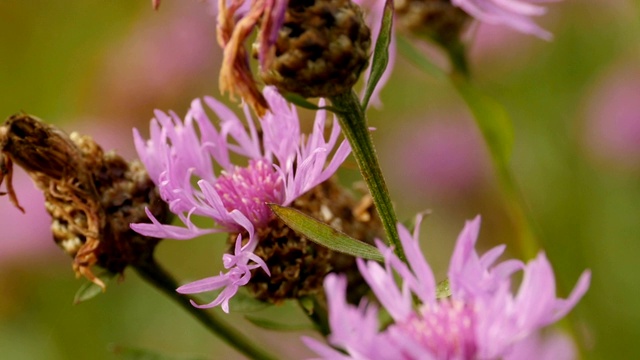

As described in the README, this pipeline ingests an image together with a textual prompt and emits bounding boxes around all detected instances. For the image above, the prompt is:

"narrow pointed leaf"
[73,272,116,304]
[362,0,394,109]
[245,315,315,332]
[227,289,272,312]
[396,36,446,80]
[269,204,384,262]
[282,92,342,113]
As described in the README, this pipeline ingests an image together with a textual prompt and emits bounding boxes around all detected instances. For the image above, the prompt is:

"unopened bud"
[234,178,381,304]
[395,0,470,46]
[259,0,372,98]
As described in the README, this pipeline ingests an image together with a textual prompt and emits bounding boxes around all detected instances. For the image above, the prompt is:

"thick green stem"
[133,258,279,360]
[329,90,404,261]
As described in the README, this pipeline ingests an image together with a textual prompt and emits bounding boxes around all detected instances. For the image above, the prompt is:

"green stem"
[329,90,404,261]
[298,297,330,336]
[444,41,470,80]
[445,44,539,259]
[133,258,279,360]
[493,159,539,259]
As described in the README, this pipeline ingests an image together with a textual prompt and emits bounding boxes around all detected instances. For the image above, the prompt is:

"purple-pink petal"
[451,0,555,40]
[133,87,349,311]
[306,215,590,358]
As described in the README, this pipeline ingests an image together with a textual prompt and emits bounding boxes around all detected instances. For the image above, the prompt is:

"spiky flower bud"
[235,179,381,304]
[0,114,169,288]
[395,0,470,47]
[259,0,371,98]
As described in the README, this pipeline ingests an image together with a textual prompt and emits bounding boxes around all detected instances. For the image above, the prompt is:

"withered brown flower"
[0,114,169,289]
[217,0,371,115]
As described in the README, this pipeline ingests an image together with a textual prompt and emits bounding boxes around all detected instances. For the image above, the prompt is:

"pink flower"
[132,86,350,312]
[355,0,558,105]
[304,215,591,359]
[0,169,55,264]
[452,0,559,40]
[582,62,640,170]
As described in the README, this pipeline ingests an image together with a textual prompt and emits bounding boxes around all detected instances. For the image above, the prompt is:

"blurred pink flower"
[506,329,577,360]
[383,114,489,202]
[469,22,533,64]
[582,62,640,170]
[451,0,559,40]
[0,170,55,265]
[354,0,559,105]
[304,215,591,359]
[96,2,217,118]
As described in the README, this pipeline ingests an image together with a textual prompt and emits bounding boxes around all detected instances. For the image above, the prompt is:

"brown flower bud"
[231,178,381,304]
[259,0,372,98]
[395,0,470,46]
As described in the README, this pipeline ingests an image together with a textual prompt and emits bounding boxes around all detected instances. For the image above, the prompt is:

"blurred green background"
[1,0,639,359]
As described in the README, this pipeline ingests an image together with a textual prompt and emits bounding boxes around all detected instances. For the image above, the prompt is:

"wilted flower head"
[216,0,285,115]
[217,0,371,115]
[0,115,167,289]
[132,86,350,312]
[304,215,591,359]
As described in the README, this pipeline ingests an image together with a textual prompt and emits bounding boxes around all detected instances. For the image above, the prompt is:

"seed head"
[259,0,372,98]
[0,114,170,289]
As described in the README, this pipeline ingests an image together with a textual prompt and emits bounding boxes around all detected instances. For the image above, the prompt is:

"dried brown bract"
[0,114,170,289]
[235,178,382,305]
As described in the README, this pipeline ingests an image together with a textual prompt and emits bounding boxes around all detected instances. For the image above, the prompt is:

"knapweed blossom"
[356,0,557,105]
[304,215,591,359]
[132,86,350,312]
[361,0,557,40]
[451,0,558,40]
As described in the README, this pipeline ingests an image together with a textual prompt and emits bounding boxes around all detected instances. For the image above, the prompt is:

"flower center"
[397,299,477,359]
[214,159,285,227]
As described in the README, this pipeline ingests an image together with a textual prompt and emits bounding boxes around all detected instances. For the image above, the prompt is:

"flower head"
[354,0,557,106]
[132,86,350,311]
[304,215,591,359]
[451,0,558,40]
[217,0,290,115]
[218,0,371,114]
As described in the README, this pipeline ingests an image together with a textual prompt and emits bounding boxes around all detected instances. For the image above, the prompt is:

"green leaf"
[227,288,272,313]
[269,204,384,262]
[245,315,315,332]
[451,76,514,166]
[362,0,394,110]
[298,296,314,314]
[396,36,446,81]
[282,92,342,113]
[110,344,207,360]
[73,272,116,304]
